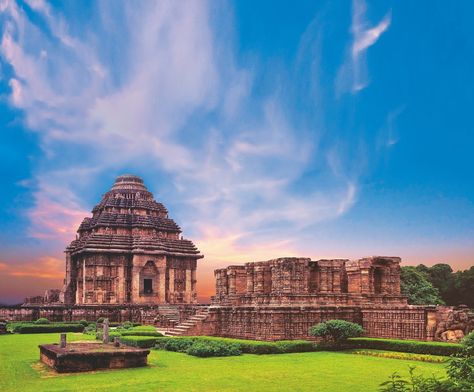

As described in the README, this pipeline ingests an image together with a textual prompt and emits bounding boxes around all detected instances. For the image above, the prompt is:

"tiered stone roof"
[67,174,202,257]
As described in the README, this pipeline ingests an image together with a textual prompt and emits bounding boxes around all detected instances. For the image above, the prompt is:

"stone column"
[319,267,329,293]
[158,265,166,304]
[168,268,175,303]
[103,319,109,344]
[117,260,125,303]
[60,333,67,348]
[332,266,341,293]
[191,267,197,302]
[254,267,264,294]
[360,269,371,294]
[228,270,236,295]
[246,265,254,293]
[185,269,192,302]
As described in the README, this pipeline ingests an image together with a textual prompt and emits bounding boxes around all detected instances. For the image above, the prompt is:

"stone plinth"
[39,343,150,373]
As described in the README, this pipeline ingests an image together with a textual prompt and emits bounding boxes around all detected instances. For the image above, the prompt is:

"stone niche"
[39,343,150,373]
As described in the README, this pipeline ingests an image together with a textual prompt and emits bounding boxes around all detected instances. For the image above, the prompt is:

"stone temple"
[62,174,202,305]
[1,174,472,342]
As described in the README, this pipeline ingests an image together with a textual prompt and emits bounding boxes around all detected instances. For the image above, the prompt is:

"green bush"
[348,338,462,356]
[17,323,84,334]
[121,336,157,348]
[186,341,241,357]
[155,337,196,352]
[78,319,89,327]
[120,330,163,337]
[462,331,474,354]
[310,320,363,346]
[122,321,133,329]
[154,336,317,355]
[34,318,50,325]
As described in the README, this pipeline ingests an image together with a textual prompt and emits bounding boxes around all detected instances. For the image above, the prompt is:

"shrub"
[122,321,133,329]
[348,338,462,356]
[186,341,241,357]
[121,330,163,337]
[462,331,474,354]
[121,336,157,348]
[17,323,84,334]
[78,319,89,327]
[155,337,196,352]
[154,336,317,355]
[275,340,316,353]
[34,318,50,325]
[310,320,363,345]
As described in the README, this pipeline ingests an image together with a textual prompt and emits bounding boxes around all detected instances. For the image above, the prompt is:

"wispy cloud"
[337,0,391,95]
[0,0,360,274]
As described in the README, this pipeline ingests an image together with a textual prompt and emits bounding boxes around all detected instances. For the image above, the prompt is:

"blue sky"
[0,0,473,303]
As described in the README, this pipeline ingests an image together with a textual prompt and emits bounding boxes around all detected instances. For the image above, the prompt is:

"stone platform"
[39,342,150,373]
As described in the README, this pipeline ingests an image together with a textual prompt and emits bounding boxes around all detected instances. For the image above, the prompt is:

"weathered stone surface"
[207,257,473,341]
[39,343,149,373]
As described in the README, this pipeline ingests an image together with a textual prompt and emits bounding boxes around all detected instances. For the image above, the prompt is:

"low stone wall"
[204,305,436,341]
[0,304,202,325]
[206,306,362,341]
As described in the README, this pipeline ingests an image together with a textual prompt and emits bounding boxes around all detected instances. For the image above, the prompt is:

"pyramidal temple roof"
[66,174,202,258]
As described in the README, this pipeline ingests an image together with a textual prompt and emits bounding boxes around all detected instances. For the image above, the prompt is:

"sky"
[0,0,473,304]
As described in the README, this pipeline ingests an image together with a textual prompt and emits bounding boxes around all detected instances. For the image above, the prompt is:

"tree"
[309,320,363,346]
[400,267,444,305]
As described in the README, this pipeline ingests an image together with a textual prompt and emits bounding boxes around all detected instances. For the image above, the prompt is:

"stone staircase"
[165,306,210,336]
[154,305,180,328]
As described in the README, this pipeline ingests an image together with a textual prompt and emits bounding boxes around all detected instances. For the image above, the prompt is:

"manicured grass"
[0,333,447,392]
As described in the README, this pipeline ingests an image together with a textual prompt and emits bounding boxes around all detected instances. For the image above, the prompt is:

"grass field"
[0,333,447,392]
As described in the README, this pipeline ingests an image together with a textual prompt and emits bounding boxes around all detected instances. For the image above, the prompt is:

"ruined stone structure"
[162,256,472,342]
[1,174,472,343]
[61,174,202,305]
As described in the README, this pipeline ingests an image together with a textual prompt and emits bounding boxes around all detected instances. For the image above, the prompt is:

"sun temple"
[0,174,472,342]
[62,174,202,305]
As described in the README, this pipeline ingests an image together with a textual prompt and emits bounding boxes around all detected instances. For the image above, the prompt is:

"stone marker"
[60,333,67,348]
[103,318,109,344]
[114,336,121,347]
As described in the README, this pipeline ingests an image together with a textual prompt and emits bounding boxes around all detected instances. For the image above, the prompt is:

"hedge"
[186,341,241,357]
[155,336,317,355]
[347,338,462,356]
[16,324,84,334]
[120,336,158,348]
[120,330,163,337]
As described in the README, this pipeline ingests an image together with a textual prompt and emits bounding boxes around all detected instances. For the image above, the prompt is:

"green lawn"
[0,333,446,392]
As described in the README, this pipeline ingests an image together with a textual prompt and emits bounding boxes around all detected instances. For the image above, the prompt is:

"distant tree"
[400,266,444,305]
[453,266,474,308]
[309,320,363,346]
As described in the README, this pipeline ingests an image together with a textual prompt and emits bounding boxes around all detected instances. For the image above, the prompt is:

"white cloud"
[336,0,391,95]
[0,0,358,262]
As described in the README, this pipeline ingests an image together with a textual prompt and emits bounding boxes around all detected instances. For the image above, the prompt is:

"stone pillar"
[103,319,109,344]
[60,333,67,348]
[191,267,197,302]
[117,261,125,303]
[185,269,192,302]
[360,269,371,294]
[319,267,329,293]
[332,266,341,293]
[254,267,265,294]
[158,265,166,304]
[169,268,175,302]
[246,266,254,294]
[228,270,236,295]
